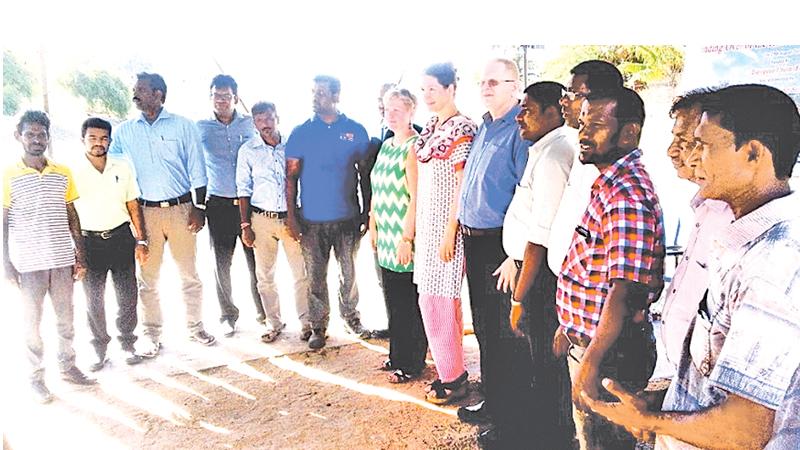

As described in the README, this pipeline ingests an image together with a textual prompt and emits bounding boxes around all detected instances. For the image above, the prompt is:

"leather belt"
[563,327,592,348]
[458,224,502,237]
[81,222,129,240]
[208,195,239,206]
[252,206,287,219]
[139,192,192,208]
[514,260,523,269]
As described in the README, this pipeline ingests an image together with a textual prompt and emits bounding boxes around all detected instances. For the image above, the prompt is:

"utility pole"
[39,46,53,157]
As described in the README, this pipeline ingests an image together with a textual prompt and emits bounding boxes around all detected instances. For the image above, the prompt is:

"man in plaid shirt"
[555,87,665,450]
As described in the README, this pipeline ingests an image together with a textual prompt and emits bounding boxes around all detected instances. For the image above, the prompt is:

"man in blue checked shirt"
[109,72,215,357]
[236,102,310,344]
[197,74,263,338]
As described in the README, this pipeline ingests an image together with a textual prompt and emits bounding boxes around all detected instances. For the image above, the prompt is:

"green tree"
[64,70,131,119]
[542,45,685,89]
[3,51,35,116]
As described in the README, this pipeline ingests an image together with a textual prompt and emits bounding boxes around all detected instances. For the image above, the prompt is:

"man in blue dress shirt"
[110,72,215,357]
[197,74,262,337]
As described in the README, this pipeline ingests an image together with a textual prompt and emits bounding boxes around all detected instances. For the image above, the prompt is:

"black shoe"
[458,400,492,424]
[123,350,144,365]
[221,321,236,338]
[476,427,503,450]
[61,366,97,386]
[31,379,53,404]
[308,328,327,349]
[370,328,390,339]
[89,351,108,372]
[300,328,313,341]
[345,319,371,339]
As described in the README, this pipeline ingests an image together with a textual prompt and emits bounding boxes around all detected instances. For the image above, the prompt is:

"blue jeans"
[300,217,361,330]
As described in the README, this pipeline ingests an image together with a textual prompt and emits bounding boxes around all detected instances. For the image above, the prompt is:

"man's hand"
[286,216,302,242]
[359,214,369,238]
[4,262,20,288]
[583,378,656,442]
[492,257,518,293]
[509,301,525,337]
[73,260,87,282]
[552,326,570,358]
[242,227,256,248]
[573,357,601,412]
[135,243,149,265]
[187,207,205,234]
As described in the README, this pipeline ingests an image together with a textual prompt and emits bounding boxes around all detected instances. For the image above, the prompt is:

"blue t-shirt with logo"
[285,113,369,222]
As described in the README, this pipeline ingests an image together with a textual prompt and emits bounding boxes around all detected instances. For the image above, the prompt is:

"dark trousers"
[523,267,576,450]
[300,217,361,329]
[380,268,427,373]
[82,225,138,354]
[463,234,535,442]
[206,196,263,324]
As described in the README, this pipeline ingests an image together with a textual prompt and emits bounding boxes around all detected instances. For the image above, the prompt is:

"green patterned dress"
[370,135,418,273]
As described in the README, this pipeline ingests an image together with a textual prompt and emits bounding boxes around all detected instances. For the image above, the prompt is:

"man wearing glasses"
[197,74,262,338]
[455,58,532,448]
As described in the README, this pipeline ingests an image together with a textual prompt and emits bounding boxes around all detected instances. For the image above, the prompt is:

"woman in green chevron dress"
[369,88,428,383]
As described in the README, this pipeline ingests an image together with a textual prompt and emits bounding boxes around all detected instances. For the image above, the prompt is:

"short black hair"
[702,84,800,179]
[81,117,112,138]
[17,110,50,134]
[571,60,624,92]
[313,75,341,96]
[210,74,238,95]
[424,62,457,88]
[586,87,646,127]
[524,81,566,126]
[251,101,277,116]
[670,87,716,118]
[136,72,167,102]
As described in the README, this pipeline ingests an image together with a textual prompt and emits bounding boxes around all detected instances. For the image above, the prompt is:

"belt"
[458,224,503,237]
[208,195,240,206]
[139,192,192,208]
[563,328,592,348]
[81,222,130,240]
[514,259,523,269]
[251,206,287,219]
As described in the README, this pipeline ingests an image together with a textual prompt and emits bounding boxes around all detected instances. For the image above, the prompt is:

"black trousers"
[206,196,263,324]
[524,267,576,450]
[380,268,427,373]
[83,225,138,354]
[463,233,535,442]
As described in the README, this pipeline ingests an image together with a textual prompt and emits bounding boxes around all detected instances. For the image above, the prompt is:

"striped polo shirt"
[3,159,79,273]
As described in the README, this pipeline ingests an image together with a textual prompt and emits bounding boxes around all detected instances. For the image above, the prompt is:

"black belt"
[251,206,287,219]
[208,195,240,206]
[514,260,523,269]
[458,224,502,237]
[139,192,193,208]
[81,222,130,240]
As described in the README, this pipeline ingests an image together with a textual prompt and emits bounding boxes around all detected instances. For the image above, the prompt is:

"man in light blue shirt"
[237,101,309,344]
[110,72,215,357]
[197,74,261,337]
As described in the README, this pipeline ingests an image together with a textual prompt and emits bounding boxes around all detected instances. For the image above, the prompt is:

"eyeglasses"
[561,89,587,101]
[478,79,515,88]
[212,93,234,101]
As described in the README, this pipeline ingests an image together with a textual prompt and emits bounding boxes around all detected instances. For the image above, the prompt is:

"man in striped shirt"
[3,110,97,404]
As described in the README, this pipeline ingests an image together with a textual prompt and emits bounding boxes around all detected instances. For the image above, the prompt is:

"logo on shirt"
[340,133,354,142]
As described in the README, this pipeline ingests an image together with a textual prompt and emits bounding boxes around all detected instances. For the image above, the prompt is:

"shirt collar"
[209,109,247,124]
[530,124,571,152]
[137,108,171,124]
[17,157,52,171]
[313,112,345,125]
[592,148,643,192]
[481,103,521,126]
[720,191,800,250]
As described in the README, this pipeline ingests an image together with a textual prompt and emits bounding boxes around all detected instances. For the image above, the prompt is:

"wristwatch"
[195,203,207,211]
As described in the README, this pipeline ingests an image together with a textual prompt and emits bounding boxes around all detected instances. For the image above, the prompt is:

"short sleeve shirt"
[72,156,139,231]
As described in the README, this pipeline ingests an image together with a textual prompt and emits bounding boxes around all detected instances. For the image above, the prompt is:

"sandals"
[387,369,420,384]
[379,359,395,371]
[261,323,286,343]
[425,371,468,405]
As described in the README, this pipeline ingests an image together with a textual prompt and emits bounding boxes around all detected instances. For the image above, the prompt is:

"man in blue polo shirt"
[197,74,262,337]
[286,74,371,350]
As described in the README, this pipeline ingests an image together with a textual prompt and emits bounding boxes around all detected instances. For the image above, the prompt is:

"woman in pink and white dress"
[413,62,476,404]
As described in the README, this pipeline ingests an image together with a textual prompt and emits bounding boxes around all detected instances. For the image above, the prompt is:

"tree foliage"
[64,70,131,119]
[3,51,35,116]
[542,45,685,89]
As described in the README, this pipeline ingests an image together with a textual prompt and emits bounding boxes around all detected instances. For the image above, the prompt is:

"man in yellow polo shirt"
[72,117,149,370]
[3,110,96,404]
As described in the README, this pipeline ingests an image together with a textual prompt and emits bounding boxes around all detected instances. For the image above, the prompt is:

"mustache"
[579,139,595,147]
[132,96,141,102]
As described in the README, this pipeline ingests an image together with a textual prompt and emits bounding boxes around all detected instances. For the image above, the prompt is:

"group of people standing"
[4,56,799,450]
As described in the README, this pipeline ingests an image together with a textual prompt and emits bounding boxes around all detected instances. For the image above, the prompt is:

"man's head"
[312,75,340,116]
[578,87,645,167]
[516,81,565,142]
[210,74,239,119]
[133,72,167,112]
[252,101,279,145]
[378,82,396,118]
[668,89,713,181]
[688,84,800,203]
[479,58,519,117]
[561,60,624,129]
[382,88,417,134]
[422,62,457,114]
[81,117,112,158]
[15,110,51,157]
